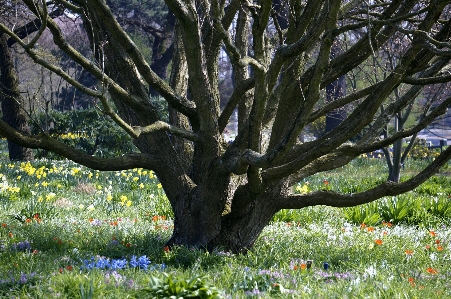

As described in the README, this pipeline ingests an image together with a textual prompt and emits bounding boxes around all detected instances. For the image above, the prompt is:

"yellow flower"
[79,204,84,210]
[87,204,95,211]
[71,168,80,176]
[295,184,309,194]
[126,200,132,207]
[139,183,144,189]
[46,192,56,201]
[17,175,21,180]
[106,194,113,201]
[133,177,139,181]
[41,181,49,187]
[120,195,127,202]
[88,173,93,179]
[157,183,162,189]
[37,196,43,202]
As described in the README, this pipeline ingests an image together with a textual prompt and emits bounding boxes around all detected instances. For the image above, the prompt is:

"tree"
[2,0,451,253]
[0,32,34,161]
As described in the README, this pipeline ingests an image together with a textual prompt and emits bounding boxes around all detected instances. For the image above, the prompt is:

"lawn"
[0,157,450,298]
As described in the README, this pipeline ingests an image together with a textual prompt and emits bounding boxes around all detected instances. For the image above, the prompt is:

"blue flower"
[95,257,111,269]
[138,256,150,269]
[13,241,31,251]
[129,255,138,268]
[111,258,127,270]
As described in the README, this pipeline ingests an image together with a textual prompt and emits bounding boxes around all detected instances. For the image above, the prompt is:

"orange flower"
[435,239,440,244]
[426,245,431,250]
[8,232,12,238]
[426,267,438,274]
[382,231,388,235]
[360,223,366,229]
[66,265,73,271]
[1,223,7,228]
[429,231,436,237]
[375,239,383,245]
[382,222,393,227]
[32,249,38,255]
[437,246,443,251]
[164,246,170,253]
[323,180,329,185]
[300,263,307,270]
[293,265,298,270]
[367,227,375,232]
[126,242,131,247]
[405,249,413,255]
[25,218,31,223]
[408,277,415,286]
[59,268,63,274]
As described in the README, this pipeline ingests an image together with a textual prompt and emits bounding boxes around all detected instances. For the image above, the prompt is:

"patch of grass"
[0,158,450,298]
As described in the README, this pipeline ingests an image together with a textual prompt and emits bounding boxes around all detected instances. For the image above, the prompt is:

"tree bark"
[0,33,34,161]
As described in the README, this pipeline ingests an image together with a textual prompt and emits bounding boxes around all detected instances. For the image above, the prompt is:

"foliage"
[135,273,223,299]
[343,203,382,226]
[378,196,412,224]
[30,108,136,158]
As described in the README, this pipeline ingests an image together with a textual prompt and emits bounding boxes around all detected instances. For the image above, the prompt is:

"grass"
[0,157,450,298]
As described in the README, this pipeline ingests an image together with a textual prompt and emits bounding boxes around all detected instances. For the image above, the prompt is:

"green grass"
[0,157,450,298]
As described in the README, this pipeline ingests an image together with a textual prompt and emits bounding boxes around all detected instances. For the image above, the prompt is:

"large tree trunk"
[0,33,34,161]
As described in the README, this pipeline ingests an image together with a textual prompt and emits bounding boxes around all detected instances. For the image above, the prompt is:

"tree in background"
[0,32,34,161]
[2,1,451,253]
[0,1,38,161]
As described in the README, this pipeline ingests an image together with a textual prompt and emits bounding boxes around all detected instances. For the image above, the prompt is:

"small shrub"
[378,196,412,224]
[135,273,223,299]
[342,202,381,226]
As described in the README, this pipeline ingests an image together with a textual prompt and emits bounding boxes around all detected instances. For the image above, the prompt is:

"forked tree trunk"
[166,181,280,253]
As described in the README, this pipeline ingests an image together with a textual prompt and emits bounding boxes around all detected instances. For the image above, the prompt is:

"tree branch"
[279,145,451,209]
[0,119,159,171]
[218,78,255,133]
[84,0,198,120]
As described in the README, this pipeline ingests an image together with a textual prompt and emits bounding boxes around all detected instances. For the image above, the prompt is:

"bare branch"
[279,145,451,209]
[218,78,255,133]
[0,118,159,171]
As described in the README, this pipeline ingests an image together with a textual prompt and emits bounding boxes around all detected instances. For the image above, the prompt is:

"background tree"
[2,0,451,253]
[0,32,34,161]
[0,1,38,161]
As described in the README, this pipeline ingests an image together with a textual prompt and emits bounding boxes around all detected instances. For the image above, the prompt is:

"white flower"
[364,264,377,279]
[87,204,95,211]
